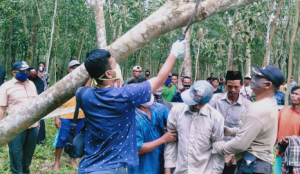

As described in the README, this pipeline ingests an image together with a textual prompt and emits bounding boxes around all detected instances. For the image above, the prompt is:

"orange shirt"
[59,96,85,119]
[276,107,300,156]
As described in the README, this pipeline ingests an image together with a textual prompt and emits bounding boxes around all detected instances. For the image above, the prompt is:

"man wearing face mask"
[127,78,177,174]
[213,65,285,174]
[153,86,173,111]
[38,62,50,91]
[76,39,185,173]
[0,61,39,174]
[165,80,225,174]
[162,73,176,102]
[124,66,142,85]
[171,76,192,103]
[145,70,151,80]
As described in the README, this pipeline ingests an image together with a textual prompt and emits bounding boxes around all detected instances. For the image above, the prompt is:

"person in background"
[127,78,177,174]
[153,86,173,111]
[171,76,192,103]
[165,80,225,174]
[273,88,285,106]
[240,75,253,101]
[289,76,297,94]
[209,71,252,174]
[0,61,39,174]
[28,67,46,145]
[124,66,142,85]
[162,73,176,102]
[53,60,84,171]
[279,81,286,94]
[275,86,300,174]
[38,62,50,91]
[145,70,151,80]
[206,73,214,83]
[219,74,225,91]
[0,65,7,86]
[212,78,223,94]
[171,73,182,92]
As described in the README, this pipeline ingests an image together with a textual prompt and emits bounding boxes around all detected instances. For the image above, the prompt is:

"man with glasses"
[125,66,142,85]
[0,61,39,174]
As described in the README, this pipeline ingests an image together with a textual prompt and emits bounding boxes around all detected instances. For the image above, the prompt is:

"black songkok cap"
[226,71,242,81]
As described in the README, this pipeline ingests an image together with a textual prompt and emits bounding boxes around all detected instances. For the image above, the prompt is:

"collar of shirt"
[12,77,29,84]
[184,104,209,117]
[220,92,243,105]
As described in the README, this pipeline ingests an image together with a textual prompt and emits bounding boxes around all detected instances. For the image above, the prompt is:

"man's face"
[39,63,45,68]
[171,76,178,85]
[133,70,142,78]
[291,78,294,82]
[183,78,191,86]
[12,70,28,78]
[291,89,300,105]
[226,80,242,95]
[210,74,214,77]
[220,74,223,78]
[145,72,150,77]
[244,78,251,85]
[68,65,79,73]
[212,80,219,88]
[30,69,36,73]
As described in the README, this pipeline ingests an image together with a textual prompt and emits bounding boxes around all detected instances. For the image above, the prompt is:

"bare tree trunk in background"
[93,0,107,48]
[264,1,276,66]
[178,60,185,86]
[183,27,192,77]
[45,0,57,71]
[285,0,299,106]
[262,0,283,67]
[7,20,14,77]
[194,28,204,82]
[77,35,84,61]
[226,11,238,71]
[0,0,261,147]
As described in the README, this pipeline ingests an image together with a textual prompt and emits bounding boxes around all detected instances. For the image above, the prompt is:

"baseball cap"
[244,75,251,79]
[12,61,30,71]
[181,80,214,105]
[68,60,81,68]
[251,65,284,87]
[133,66,142,71]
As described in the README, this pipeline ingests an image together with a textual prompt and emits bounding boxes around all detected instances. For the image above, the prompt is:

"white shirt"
[240,85,253,97]
[164,103,225,174]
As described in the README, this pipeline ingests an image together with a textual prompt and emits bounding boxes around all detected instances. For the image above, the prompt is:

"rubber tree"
[0,0,260,147]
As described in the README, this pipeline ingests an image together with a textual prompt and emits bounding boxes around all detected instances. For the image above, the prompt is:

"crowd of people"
[0,39,299,174]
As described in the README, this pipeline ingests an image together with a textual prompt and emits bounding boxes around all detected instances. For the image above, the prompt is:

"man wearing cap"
[209,71,252,174]
[0,61,39,174]
[164,80,225,174]
[162,73,176,102]
[53,60,85,171]
[240,75,253,101]
[213,65,285,174]
[124,66,142,85]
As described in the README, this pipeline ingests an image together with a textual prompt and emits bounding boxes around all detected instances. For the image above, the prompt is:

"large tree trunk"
[183,27,192,77]
[226,11,238,71]
[194,28,204,82]
[93,0,107,48]
[0,0,260,147]
[285,0,299,106]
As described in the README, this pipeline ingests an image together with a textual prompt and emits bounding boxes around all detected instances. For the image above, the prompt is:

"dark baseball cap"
[251,65,285,87]
[12,61,30,71]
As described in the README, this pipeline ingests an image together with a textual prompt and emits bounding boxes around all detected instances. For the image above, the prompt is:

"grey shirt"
[209,93,252,141]
[124,77,133,85]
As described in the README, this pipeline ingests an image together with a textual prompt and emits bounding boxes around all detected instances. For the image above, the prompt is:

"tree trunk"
[194,28,204,82]
[6,20,13,78]
[77,36,84,61]
[285,0,299,106]
[45,0,57,71]
[93,0,107,48]
[0,0,261,147]
[183,27,192,77]
[226,11,238,71]
[262,0,283,67]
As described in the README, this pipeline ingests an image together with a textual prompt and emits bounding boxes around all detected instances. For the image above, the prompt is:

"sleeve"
[136,124,144,150]
[171,93,181,102]
[125,81,151,107]
[211,112,225,173]
[0,85,7,106]
[164,107,178,168]
[208,94,217,109]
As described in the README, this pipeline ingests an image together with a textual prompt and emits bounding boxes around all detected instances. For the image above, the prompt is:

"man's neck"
[138,106,149,112]
[292,104,300,111]
[244,84,250,87]
[96,80,114,88]
[255,91,274,101]
[227,93,239,104]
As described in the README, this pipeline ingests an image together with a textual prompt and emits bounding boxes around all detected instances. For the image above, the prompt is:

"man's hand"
[171,40,186,58]
[161,130,177,143]
[55,117,61,129]
[224,126,232,136]
[226,154,235,166]
[280,137,289,145]
[164,168,171,174]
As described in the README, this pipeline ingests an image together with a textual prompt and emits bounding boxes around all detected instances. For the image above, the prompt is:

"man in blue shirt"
[273,89,285,105]
[77,40,185,173]
[126,79,177,174]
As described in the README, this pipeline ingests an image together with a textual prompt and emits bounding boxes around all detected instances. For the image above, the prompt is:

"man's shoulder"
[241,96,252,107]
[206,104,224,121]
[170,103,188,112]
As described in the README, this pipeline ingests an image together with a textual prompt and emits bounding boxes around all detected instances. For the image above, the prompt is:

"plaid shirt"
[282,136,300,174]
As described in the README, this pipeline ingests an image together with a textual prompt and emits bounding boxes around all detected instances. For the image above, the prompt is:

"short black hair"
[84,49,111,82]
[210,73,213,75]
[183,76,191,80]
[212,78,219,82]
[292,85,300,93]
[127,77,147,85]
[38,62,45,66]
[172,73,178,78]
[145,70,150,73]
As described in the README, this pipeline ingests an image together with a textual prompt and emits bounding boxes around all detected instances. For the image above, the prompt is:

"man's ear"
[105,71,113,79]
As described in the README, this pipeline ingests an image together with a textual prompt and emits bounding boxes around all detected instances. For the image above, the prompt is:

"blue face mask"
[16,72,29,82]
[165,79,172,85]
[139,74,143,78]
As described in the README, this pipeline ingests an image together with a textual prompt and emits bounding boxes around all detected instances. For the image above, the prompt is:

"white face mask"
[99,63,122,81]
[141,94,154,107]
[39,67,44,72]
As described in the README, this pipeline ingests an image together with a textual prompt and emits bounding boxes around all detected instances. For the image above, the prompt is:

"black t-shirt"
[213,88,223,94]
[206,77,213,82]
[0,66,6,86]
[219,77,225,85]
[29,77,45,95]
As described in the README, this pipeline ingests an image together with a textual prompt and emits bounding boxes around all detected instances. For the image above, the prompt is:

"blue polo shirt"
[77,81,151,173]
[128,103,169,174]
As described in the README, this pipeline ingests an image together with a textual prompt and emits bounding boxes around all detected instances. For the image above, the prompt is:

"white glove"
[171,40,186,58]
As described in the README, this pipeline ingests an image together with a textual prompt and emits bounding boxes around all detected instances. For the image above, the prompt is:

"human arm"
[148,40,185,93]
[54,116,61,129]
[0,106,6,121]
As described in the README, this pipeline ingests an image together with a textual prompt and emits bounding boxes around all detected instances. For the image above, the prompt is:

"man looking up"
[240,75,253,101]
[77,40,185,173]
[162,73,176,102]
[213,65,285,174]
[165,80,225,173]
[209,71,252,174]
[124,66,142,84]
[0,61,39,174]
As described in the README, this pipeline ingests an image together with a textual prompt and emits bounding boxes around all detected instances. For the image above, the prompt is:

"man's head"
[145,70,150,78]
[210,73,214,78]
[183,76,192,89]
[132,66,142,78]
[225,71,243,97]
[244,75,251,86]
[85,49,118,85]
[171,73,178,85]
[220,74,223,78]
[291,86,300,105]
[291,76,294,82]
[68,60,81,73]
[38,62,45,72]
[211,78,219,88]
[12,61,30,82]
[28,67,38,79]
[251,65,285,96]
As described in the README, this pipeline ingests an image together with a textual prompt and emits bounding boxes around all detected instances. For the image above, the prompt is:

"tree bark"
[93,0,107,48]
[183,27,192,77]
[226,11,238,71]
[285,0,299,106]
[6,20,13,77]
[0,0,260,147]
[194,28,204,82]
